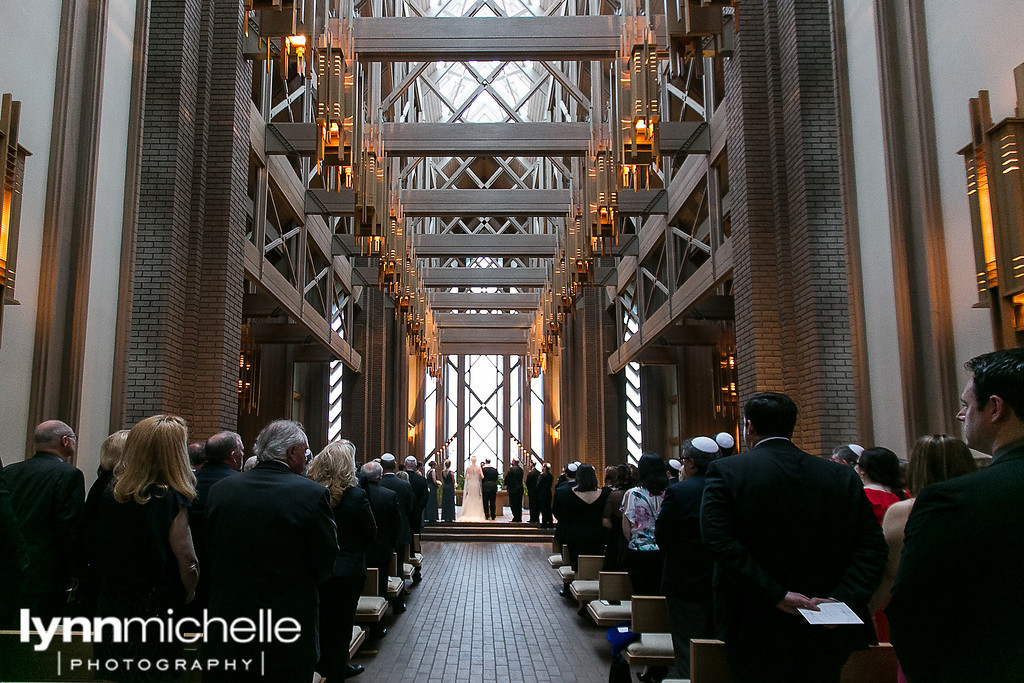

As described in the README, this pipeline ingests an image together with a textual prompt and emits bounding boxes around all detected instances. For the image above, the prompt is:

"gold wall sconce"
[0,94,29,347]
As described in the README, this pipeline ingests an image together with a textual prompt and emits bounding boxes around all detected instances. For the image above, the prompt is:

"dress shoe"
[344,664,365,679]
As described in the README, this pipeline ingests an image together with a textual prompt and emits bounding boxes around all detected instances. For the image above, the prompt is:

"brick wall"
[125,0,249,437]
[727,0,856,455]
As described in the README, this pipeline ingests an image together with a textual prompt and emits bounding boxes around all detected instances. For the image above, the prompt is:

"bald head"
[362,461,383,482]
[34,420,77,462]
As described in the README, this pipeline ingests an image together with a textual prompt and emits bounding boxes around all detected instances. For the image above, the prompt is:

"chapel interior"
[1,0,1022,679]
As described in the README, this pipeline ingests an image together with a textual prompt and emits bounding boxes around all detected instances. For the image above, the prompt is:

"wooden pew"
[547,540,564,568]
[355,568,390,626]
[585,572,634,627]
[687,639,898,682]
[568,554,604,609]
[556,547,575,591]
[623,596,675,669]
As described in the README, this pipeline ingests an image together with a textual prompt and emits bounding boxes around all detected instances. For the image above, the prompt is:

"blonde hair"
[100,430,130,472]
[306,439,357,506]
[113,415,197,505]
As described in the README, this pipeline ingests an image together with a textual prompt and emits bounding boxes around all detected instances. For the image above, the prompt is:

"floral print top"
[621,486,664,551]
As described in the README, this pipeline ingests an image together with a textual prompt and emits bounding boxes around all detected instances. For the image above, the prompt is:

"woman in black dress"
[441,459,456,522]
[424,460,439,523]
[307,439,377,681]
[93,415,199,683]
[552,464,610,571]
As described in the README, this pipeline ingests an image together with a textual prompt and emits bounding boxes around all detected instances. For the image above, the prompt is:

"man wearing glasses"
[3,420,85,623]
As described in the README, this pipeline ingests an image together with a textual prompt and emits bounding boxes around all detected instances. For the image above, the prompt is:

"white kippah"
[692,436,720,454]
[715,432,735,450]
[668,458,682,471]
[381,453,396,462]
[848,444,865,457]
[567,463,578,473]
[405,456,417,467]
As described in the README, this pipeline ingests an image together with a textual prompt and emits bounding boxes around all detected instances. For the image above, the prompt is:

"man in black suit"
[655,436,719,679]
[361,462,400,602]
[0,458,29,627]
[555,462,577,492]
[481,458,499,519]
[504,458,524,522]
[537,463,554,528]
[187,431,243,615]
[4,420,85,622]
[204,420,338,683]
[380,453,414,568]
[404,456,429,534]
[700,393,886,682]
[887,349,1024,681]
[525,464,540,523]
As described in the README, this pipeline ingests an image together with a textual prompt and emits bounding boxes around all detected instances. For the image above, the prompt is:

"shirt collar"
[754,436,792,447]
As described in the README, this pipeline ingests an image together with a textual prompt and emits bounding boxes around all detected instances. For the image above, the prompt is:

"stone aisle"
[354,542,611,682]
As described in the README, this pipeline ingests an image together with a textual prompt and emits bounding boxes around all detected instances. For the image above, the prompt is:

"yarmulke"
[381,453,396,462]
[567,463,579,473]
[668,459,682,471]
[715,432,735,450]
[692,436,720,454]
[848,444,864,457]
[405,456,417,467]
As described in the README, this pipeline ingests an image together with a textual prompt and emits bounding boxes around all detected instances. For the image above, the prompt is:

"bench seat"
[625,633,675,667]
[569,579,600,606]
[586,599,633,627]
[355,596,388,623]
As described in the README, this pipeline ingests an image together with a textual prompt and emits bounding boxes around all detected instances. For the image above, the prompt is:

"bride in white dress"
[458,455,487,522]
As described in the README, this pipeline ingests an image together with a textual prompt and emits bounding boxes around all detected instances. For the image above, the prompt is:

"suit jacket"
[332,486,377,579]
[504,465,524,494]
[380,473,414,546]
[188,462,238,562]
[525,469,540,495]
[700,438,886,648]
[204,460,338,671]
[0,462,29,594]
[406,470,429,531]
[655,475,713,602]
[481,466,499,492]
[536,471,554,503]
[4,453,85,594]
[363,479,400,563]
[886,443,1024,681]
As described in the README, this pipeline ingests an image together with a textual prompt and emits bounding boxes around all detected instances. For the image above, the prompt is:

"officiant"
[481,458,499,520]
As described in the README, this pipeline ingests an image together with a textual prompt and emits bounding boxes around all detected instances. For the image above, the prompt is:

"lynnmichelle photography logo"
[19,608,302,677]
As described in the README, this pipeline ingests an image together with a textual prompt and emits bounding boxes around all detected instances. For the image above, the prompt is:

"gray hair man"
[204,419,337,682]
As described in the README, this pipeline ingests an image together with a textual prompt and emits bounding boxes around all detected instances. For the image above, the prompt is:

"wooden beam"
[266,123,318,157]
[382,122,592,156]
[429,292,540,310]
[402,189,570,217]
[439,342,529,356]
[413,233,557,257]
[421,267,547,288]
[434,312,535,328]
[353,17,622,61]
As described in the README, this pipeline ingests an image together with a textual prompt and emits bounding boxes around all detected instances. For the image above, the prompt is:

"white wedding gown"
[459,464,487,522]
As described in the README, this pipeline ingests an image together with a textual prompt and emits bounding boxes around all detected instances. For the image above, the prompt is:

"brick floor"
[355,542,612,682]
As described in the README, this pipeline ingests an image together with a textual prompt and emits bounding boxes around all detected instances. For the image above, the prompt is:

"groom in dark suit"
[887,349,1024,681]
[700,392,886,682]
[481,458,499,519]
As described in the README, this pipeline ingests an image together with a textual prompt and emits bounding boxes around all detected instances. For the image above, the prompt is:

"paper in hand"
[797,601,864,625]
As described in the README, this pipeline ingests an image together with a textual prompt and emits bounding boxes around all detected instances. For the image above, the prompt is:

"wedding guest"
[715,431,736,457]
[526,464,541,523]
[362,461,400,598]
[307,440,375,681]
[380,454,414,564]
[603,463,634,572]
[424,460,439,523]
[404,456,429,532]
[5,420,85,622]
[93,415,199,681]
[621,453,669,595]
[831,443,863,466]
[505,458,524,522]
[537,463,554,529]
[188,441,206,470]
[856,447,907,524]
[80,429,130,617]
[553,464,609,574]
[440,460,456,522]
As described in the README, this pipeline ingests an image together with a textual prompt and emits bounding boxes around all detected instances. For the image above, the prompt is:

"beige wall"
[0,0,137,483]
[843,0,1024,451]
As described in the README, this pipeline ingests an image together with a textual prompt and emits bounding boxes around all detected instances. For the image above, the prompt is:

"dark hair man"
[378,453,414,580]
[204,420,337,683]
[186,431,243,615]
[537,463,554,529]
[4,420,85,622]
[887,349,1024,681]
[656,436,719,678]
[700,393,886,681]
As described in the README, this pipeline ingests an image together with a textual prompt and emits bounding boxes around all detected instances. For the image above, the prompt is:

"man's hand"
[776,591,817,615]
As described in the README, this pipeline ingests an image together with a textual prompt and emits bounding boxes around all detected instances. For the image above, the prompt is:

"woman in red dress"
[856,446,907,524]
